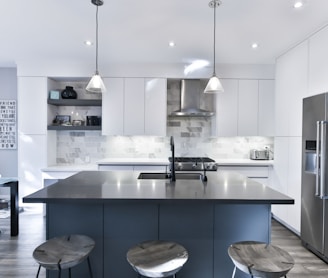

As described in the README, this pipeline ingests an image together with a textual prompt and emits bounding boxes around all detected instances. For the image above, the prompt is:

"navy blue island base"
[23,170,294,278]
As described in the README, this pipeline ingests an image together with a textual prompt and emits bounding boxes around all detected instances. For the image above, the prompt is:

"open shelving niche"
[46,78,103,167]
[47,78,102,131]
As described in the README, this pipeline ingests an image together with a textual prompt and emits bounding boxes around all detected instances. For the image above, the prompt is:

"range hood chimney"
[171,79,215,117]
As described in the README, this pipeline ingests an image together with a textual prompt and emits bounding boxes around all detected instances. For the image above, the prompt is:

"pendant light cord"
[213,1,217,76]
[95,5,99,74]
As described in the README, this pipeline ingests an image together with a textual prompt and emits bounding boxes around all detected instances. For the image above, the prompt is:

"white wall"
[16,61,275,80]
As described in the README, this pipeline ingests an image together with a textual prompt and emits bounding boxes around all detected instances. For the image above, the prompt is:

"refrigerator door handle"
[316,121,321,197]
[319,121,328,199]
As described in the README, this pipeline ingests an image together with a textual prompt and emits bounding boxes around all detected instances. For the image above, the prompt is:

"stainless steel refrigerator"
[301,92,328,262]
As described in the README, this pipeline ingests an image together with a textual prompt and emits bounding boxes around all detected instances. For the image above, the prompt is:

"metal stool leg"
[36,265,41,278]
[87,256,93,278]
[58,268,61,278]
[69,268,71,278]
[232,266,236,278]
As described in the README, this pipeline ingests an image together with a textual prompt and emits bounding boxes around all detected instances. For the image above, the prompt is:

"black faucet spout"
[170,136,176,182]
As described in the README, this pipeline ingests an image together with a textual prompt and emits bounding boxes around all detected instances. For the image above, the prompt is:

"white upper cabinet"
[259,80,275,136]
[102,77,167,136]
[144,78,167,136]
[309,25,328,95]
[18,76,47,134]
[238,80,259,136]
[275,41,308,137]
[213,78,274,137]
[124,78,145,135]
[214,79,238,137]
[102,78,124,136]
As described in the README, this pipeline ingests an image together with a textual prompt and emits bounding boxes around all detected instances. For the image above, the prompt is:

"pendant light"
[204,0,224,94]
[86,0,106,93]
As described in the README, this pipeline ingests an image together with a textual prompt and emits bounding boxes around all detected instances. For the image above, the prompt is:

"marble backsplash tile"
[56,132,274,164]
[55,79,273,164]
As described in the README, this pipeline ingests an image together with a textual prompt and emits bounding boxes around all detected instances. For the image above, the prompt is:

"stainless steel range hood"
[170,79,214,117]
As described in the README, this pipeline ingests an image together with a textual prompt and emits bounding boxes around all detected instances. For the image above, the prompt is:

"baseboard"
[271,214,300,237]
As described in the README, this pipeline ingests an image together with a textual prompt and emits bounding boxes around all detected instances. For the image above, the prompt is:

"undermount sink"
[137,172,205,180]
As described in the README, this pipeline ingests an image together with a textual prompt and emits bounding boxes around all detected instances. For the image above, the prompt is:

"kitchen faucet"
[170,136,176,182]
[201,160,208,182]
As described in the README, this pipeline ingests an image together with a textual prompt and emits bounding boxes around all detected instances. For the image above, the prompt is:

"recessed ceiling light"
[294,1,303,8]
[251,43,259,49]
[168,41,175,47]
[84,40,93,46]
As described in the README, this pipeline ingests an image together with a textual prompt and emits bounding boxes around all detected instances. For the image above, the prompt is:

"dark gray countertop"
[23,171,294,205]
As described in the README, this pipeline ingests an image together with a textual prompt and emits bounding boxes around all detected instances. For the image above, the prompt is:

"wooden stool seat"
[228,241,294,278]
[127,240,188,278]
[33,234,95,277]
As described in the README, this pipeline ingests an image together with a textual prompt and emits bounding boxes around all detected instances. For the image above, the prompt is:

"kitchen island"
[23,170,293,278]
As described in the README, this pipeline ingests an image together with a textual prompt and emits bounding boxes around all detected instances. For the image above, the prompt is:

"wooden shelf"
[47,125,101,131]
[47,99,101,106]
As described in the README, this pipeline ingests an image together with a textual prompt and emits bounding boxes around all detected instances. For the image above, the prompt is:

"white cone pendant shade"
[86,1,106,93]
[204,75,224,93]
[86,72,106,93]
[205,0,224,94]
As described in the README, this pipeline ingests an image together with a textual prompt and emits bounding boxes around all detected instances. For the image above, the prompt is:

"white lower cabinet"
[270,138,289,224]
[134,165,168,172]
[42,171,78,187]
[102,77,167,136]
[18,134,47,205]
[98,165,134,171]
[286,137,302,233]
[217,165,271,185]
[98,165,167,172]
[270,137,301,234]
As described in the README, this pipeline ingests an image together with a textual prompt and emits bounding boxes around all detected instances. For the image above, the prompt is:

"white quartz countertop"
[215,158,274,166]
[42,164,98,172]
[42,158,273,172]
[96,158,170,166]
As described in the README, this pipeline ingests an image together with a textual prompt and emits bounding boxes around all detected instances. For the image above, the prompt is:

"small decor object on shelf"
[72,120,84,126]
[53,115,71,126]
[61,86,77,99]
[49,90,60,100]
[86,116,101,126]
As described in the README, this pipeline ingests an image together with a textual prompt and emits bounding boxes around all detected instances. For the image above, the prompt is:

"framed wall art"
[0,100,16,149]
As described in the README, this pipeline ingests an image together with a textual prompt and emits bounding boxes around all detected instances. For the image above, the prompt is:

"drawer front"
[218,166,269,178]
[98,165,134,171]
[134,165,167,172]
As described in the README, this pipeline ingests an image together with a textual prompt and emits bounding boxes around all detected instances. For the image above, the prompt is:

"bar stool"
[127,240,188,278]
[33,234,95,278]
[228,241,294,278]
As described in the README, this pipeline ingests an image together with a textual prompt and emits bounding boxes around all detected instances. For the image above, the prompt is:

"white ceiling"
[1,0,328,68]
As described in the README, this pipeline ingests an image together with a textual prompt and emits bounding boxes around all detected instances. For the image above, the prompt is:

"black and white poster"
[0,100,16,149]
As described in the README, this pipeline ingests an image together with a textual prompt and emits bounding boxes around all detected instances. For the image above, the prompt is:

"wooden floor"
[271,219,328,277]
[1,211,328,277]
[0,210,46,278]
